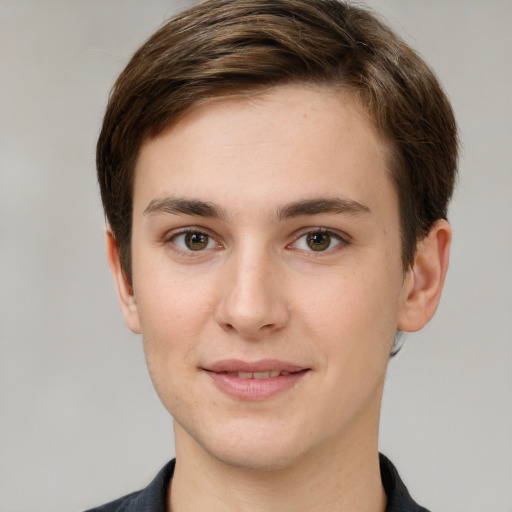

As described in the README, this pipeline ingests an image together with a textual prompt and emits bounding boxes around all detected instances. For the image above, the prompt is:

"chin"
[177,417,314,473]
[209,441,306,473]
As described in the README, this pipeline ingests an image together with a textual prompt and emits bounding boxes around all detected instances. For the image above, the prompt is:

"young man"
[90,0,457,510]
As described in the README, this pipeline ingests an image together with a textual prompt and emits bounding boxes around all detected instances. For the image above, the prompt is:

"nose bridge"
[216,238,288,337]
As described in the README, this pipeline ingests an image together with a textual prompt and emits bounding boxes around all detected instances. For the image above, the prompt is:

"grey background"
[1,0,511,510]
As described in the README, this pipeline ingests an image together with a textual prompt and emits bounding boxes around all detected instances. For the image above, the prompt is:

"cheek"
[137,296,206,417]
[133,268,217,385]
[135,257,216,331]
[296,265,401,362]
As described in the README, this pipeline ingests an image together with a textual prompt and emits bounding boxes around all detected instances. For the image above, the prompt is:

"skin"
[107,84,451,512]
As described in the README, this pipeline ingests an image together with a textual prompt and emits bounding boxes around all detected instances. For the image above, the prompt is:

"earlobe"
[105,229,141,334]
[397,220,452,333]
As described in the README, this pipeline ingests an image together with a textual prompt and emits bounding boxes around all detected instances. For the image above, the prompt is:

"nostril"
[222,322,237,332]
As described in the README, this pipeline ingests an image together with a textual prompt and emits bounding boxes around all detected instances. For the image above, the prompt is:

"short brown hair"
[97,0,458,280]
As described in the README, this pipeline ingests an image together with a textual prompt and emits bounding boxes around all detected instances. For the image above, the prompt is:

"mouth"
[203,359,310,400]
[218,370,294,379]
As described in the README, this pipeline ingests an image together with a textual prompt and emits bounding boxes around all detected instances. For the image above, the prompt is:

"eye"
[171,231,218,252]
[292,230,343,252]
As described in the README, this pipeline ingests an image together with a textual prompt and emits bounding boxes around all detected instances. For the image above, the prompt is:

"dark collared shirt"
[84,454,431,512]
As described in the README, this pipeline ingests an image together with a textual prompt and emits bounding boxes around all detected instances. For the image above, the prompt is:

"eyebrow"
[276,197,370,220]
[144,197,226,219]
[143,196,370,220]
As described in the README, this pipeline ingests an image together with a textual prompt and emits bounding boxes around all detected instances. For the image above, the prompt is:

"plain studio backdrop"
[0,1,511,511]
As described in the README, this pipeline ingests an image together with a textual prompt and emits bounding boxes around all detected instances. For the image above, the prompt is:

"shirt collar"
[112,455,430,512]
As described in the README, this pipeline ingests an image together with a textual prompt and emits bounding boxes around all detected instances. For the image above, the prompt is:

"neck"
[168,419,386,512]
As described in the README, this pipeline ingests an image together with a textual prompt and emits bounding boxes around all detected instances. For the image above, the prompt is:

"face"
[113,84,422,471]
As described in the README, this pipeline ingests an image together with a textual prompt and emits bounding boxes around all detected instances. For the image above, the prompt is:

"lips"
[206,359,305,374]
[224,370,291,379]
[203,359,309,400]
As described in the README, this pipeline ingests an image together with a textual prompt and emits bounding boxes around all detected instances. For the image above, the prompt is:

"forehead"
[133,83,395,216]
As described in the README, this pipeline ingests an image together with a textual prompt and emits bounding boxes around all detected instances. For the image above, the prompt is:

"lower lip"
[206,370,309,400]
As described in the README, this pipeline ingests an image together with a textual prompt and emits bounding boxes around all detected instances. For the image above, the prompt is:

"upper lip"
[204,359,307,373]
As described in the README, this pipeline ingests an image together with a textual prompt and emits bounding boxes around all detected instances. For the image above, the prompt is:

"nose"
[214,247,290,339]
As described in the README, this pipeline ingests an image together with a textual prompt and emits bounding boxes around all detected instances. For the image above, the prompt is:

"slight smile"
[203,359,310,400]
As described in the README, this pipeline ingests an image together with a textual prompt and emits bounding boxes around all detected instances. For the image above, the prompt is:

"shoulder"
[83,490,141,512]
[83,460,176,512]
[380,454,431,512]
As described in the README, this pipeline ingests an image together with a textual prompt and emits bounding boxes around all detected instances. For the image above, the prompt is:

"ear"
[397,219,452,332]
[105,229,141,334]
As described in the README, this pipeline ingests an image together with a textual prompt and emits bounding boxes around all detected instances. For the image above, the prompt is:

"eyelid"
[161,225,349,255]
[288,227,350,252]
[163,226,223,254]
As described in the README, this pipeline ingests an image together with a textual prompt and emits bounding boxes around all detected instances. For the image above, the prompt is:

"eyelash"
[289,228,349,254]
[163,227,349,256]
[164,227,221,256]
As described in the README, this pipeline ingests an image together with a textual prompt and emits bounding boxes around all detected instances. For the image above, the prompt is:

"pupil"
[185,232,208,250]
[307,232,330,251]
